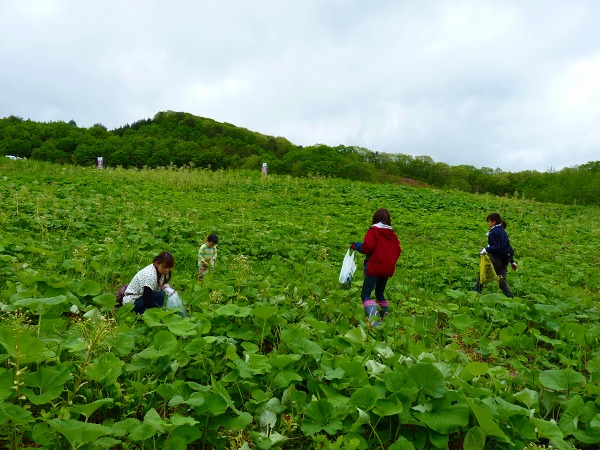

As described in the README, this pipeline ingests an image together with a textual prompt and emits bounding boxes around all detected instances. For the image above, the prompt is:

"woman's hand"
[163,286,175,296]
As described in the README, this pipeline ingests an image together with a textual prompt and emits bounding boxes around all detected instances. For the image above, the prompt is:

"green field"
[1,159,599,449]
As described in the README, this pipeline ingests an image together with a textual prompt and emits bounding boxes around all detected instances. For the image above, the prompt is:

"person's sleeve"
[142,286,155,307]
[360,228,377,254]
[486,229,506,253]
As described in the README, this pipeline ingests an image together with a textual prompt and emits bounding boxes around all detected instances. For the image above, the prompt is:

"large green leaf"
[214,411,253,430]
[450,313,475,330]
[273,371,303,388]
[494,397,529,420]
[349,385,378,411]
[513,388,540,408]
[193,393,228,416]
[558,395,585,436]
[0,402,35,425]
[560,323,588,347]
[49,418,113,447]
[384,368,419,398]
[12,295,69,312]
[408,362,446,398]
[388,436,416,449]
[136,330,180,359]
[169,392,206,408]
[170,414,200,427]
[165,318,198,337]
[413,390,469,434]
[215,304,252,317]
[21,363,72,405]
[225,357,257,380]
[301,399,344,435]
[343,327,367,345]
[68,279,102,297]
[531,417,571,449]
[466,398,509,441]
[280,329,322,361]
[463,362,489,377]
[0,369,15,401]
[0,326,55,364]
[373,396,403,417]
[143,408,199,433]
[104,332,136,356]
[350,407,371,433]
[92,292,119,310]
[320,384,350,410]
[252,304,278,321]
[463,426,486,450]
[429,431,449,449]
[84,352,124,385]
[268,353,303,369]
[333,360,369,389]
[539,369,586,391]
[128,421,161,441]
[69,398,114,421]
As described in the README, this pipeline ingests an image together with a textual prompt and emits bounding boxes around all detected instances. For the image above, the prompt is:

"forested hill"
[1,110,599,206]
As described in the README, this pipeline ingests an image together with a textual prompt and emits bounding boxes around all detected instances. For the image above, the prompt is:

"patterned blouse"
[123,264,166,304]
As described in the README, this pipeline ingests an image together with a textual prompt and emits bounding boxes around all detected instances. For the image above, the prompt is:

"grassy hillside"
[1,159,599,449]
[2,111,600,206]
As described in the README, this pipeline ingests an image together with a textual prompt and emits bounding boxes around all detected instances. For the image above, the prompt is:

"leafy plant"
[0,159,598,448]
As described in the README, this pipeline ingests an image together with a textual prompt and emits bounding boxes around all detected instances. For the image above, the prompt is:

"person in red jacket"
[351,208,402,327]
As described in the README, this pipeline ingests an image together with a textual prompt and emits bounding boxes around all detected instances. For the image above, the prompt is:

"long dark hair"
[487,213,507,229]
[153,251,174,285]
[372,208,392,226]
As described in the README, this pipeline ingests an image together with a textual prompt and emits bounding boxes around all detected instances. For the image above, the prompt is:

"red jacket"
[355,224,401,277]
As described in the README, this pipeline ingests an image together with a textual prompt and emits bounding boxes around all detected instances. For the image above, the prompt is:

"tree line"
[1,110,598,206]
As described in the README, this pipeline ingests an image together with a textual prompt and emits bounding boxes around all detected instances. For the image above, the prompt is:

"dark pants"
[133,290,165,314]
[361,275,389,302]
[474,257,513,297]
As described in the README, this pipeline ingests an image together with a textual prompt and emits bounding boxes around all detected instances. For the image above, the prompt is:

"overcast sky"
[2,1,599,172]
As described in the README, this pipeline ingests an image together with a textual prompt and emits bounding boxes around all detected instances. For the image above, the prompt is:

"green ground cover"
[0,159,599,449]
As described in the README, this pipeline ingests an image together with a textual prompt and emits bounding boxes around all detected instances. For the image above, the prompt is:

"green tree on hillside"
[1,112,599,206]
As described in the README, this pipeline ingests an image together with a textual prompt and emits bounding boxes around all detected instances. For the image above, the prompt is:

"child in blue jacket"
[474,213,517,297]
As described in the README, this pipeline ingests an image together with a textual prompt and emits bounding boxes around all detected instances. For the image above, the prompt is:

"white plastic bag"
[339,249,357,289]
[165,290,189,318]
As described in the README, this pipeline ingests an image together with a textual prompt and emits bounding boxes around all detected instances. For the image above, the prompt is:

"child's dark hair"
[207,234,219,244]
[153,251,174,284]
[372,208,392,226]
[487,213,507,229]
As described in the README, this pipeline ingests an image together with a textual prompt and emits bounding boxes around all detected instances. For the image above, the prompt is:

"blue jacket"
[485,224,511,264]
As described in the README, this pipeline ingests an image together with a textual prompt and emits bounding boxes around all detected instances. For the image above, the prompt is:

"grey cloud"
[1,0,599,172]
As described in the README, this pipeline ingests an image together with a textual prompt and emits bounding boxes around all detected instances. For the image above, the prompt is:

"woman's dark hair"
[153,251,174,284]
[372,208,392,226]
[207,234,219,244]
[487,213,507,229]
[154,251,175,267]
